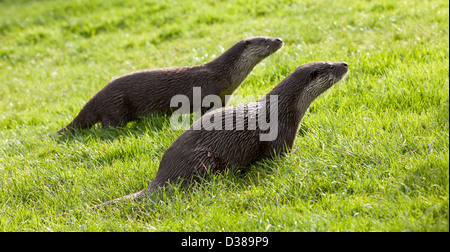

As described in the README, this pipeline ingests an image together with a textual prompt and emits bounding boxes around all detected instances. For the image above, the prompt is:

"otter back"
[57,36,283,134]
[91,61,349,209]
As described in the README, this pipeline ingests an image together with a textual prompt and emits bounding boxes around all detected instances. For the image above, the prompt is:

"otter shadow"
[51,112,181,169]
[53,112,174,143]
[193,155,285,190]
[109,158,287,218]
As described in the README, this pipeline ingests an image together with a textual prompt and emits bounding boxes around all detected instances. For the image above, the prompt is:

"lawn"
[0,0,448,231]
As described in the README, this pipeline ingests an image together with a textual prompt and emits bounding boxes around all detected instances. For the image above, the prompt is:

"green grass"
[0,0,448,231]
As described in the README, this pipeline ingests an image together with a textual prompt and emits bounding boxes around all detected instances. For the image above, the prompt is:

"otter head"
[299,61,348,97]
[212,36,283,66]
[212,36,283,88]
[294,61,348,111]
[241,36,284,60]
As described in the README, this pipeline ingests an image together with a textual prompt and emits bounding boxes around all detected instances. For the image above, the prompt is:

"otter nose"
[342,62,349,68]
[275,38,283,43]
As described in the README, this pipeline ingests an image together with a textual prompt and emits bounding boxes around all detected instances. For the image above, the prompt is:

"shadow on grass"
[53,112,173,144]
[87,156,288,219]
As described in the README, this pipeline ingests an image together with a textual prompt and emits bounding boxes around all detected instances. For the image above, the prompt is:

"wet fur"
[92,61,349,209]
[58,37,283,134]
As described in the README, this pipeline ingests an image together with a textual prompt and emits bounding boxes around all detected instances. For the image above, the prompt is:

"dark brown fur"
[58,37,283,134]
[92,61,349,208]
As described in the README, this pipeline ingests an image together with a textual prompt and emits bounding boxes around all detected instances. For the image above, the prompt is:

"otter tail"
[90,188,148,210]
[57,102,98,134]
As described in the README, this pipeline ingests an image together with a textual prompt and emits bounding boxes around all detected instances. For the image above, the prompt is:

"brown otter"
[92,61,349,208]
[57,36,283,134]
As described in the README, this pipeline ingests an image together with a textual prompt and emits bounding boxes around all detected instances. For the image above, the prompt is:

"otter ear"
[245,40,251,46]
[310,70,319,80]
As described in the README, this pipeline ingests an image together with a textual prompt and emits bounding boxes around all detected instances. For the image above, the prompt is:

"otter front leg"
[261,139,293,160]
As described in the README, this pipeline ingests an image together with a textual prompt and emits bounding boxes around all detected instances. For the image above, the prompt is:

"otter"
[57,36,283,134]
[92,61,349,208]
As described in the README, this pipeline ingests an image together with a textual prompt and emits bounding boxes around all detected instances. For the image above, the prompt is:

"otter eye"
[245,40,251,46]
